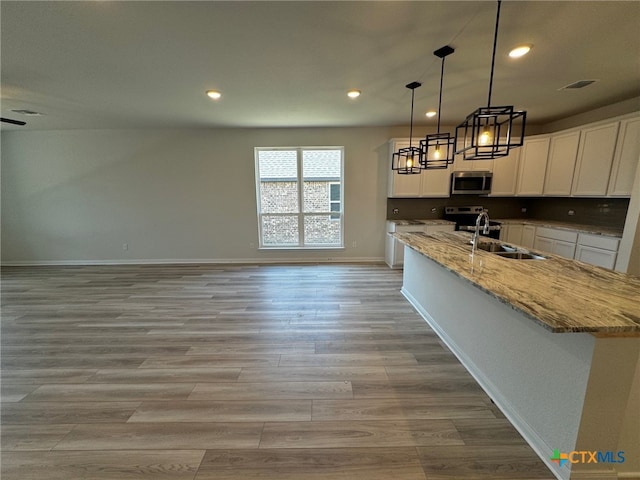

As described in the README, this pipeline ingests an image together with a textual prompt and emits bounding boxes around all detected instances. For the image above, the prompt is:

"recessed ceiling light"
[425,111,437,118]
[206,90,222,100]
[509,45,532,58]
[347,89,361,99]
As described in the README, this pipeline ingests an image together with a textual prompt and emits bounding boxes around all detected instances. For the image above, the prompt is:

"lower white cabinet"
[575,233,619,269]
[521,226,536,249]
[534,227,578,259]
[499,223,534,248]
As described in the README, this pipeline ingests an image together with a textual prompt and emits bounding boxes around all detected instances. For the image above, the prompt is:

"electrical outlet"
[431,207,437,213]
[568,210,575,216]
[392,208,399,214]
[521,207,527,213]
[352,241,357,248]
[122,243,128,251]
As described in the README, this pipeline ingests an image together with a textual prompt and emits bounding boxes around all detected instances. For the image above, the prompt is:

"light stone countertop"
[494,219,623,238]
[388,219,456,227]
[393,231,640,334]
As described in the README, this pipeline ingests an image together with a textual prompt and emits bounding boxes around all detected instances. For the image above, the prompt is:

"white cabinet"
[607,116,640,197]
[490,147,521,196]
[516,136,550,196]
[498,223,535,248]
[506,224,524,245]
[543,130,580,196]
[575,233,620,269]
[521,225,536,249]
[572,122,620,196]
[534,227,578,259]
[388,139,452,198]
[453,142,494,173]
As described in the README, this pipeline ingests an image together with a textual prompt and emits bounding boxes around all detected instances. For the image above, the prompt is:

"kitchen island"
[394,231,639,480]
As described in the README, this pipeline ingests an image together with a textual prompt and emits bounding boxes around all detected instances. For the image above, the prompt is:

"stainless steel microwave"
[451,171,493,195]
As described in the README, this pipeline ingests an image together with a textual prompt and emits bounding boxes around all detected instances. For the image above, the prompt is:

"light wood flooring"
[1,263,556,479]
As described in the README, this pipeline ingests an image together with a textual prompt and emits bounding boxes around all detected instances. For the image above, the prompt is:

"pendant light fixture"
[420,45,455,169]
[392,81,422,175]
[455,0,526,160]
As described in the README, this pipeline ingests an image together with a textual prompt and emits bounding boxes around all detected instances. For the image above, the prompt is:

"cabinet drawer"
[577,233,620,251]
[535,227,578,243]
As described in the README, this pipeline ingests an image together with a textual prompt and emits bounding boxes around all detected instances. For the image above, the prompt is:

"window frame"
[255,146,344,250]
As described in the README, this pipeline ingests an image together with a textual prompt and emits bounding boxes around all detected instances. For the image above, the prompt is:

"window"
[255,147,344,248]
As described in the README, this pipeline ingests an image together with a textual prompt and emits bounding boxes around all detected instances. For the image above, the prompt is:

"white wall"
[1,127,390,264]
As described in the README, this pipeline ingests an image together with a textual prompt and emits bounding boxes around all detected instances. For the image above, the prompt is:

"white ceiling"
[1,1,639,131]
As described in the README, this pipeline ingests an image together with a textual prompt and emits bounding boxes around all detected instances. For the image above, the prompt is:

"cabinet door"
[388,140,421,197]
[499,224,509,241]
[572,122,620,196]
[543,130,580,196]
[420,166,452,198]
[516,136,550,196]
[453,141,494,172]
[575,245,617,269]
[506,224,524,245]
[521,226,536,249]
[607,116,640,197]
[490,147,521,196]
[534,236,554,254]
[554,240,577,259]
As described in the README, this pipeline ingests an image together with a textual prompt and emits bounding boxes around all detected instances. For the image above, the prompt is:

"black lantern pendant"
[420,45,456,169]
[392,81,422,175]
[455,0,526,160]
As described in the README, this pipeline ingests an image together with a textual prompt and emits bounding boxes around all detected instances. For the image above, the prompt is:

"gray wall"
[1,127,390,263]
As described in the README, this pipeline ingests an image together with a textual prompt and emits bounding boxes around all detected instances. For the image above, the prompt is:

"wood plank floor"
[1,263,556,479]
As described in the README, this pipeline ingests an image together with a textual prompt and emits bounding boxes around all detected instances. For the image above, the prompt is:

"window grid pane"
[256,147,343,248]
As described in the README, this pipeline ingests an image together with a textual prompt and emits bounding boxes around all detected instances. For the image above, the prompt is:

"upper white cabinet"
[571,122,620,196]
[516,136,550,196]
[388,139,452,198]
[607,116,640,197]
[543,130,580,196]
[452,142,494,173]
[490,146,521,196]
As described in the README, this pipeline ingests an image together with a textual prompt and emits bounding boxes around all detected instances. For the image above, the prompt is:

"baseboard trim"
[402,286,569,480]
[2,257,386,267]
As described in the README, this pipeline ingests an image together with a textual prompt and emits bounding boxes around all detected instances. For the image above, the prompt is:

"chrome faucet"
[471,210,490,255]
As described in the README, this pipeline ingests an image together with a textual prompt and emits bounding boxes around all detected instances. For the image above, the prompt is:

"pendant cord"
[437,57,445,135]
[409,88,415,148]
[487,0,501,107]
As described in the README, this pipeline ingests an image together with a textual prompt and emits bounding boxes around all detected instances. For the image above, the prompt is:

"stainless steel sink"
[494,251,546,260]
[473,241,546,260]
[476,242,515,253]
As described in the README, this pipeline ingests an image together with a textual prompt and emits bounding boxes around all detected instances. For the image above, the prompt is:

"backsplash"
[387,196,630,230]
[387,196,530,221]
[528,197,629,229]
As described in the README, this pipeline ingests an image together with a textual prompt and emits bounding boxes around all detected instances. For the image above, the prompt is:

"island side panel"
[401,245,595,480]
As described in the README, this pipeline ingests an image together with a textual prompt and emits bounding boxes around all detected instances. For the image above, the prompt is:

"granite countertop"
[394,231,640,334]
[388,219,456,226]
[494,219,623,238]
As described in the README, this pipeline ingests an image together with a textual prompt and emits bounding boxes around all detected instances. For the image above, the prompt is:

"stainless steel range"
[443,206,502,239]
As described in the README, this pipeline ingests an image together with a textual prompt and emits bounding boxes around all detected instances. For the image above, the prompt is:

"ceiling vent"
[558,80,599,90]
[10,109,44,116]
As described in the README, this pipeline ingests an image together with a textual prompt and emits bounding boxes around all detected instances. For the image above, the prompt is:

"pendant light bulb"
[406,156,414,168]
[479,130,492,146]
[434,146,441,160]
